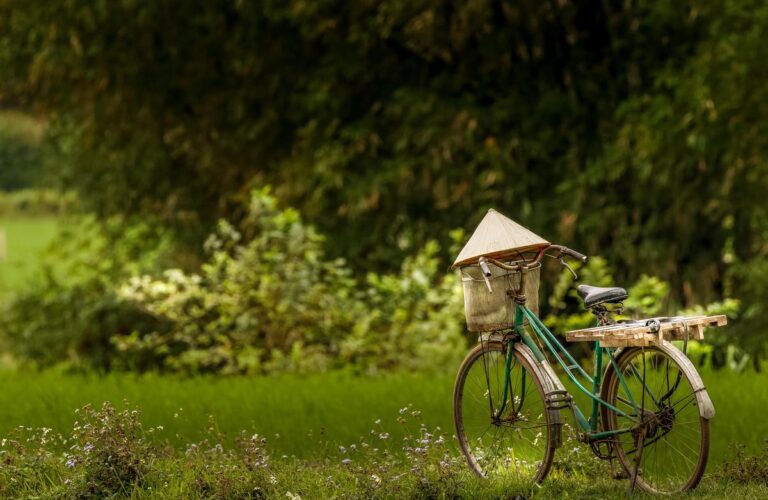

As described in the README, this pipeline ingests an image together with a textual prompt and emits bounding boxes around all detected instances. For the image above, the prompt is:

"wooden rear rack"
[565,315,727,347]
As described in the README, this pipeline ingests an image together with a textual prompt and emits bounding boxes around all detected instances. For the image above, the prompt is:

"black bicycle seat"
[576,284,628,308]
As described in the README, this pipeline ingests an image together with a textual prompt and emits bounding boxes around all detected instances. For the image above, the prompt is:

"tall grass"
[0,366,764,463]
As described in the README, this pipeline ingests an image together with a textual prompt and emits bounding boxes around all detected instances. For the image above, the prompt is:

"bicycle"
[453,244,715,494]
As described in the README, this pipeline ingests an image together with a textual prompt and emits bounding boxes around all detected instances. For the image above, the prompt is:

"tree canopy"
[1,0,766,325]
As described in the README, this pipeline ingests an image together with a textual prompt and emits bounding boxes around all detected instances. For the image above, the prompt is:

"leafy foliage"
[1,216,173,369]
[0,189,76,217]
[0,111,46,191]
[115,189,466,374]
[1,0,765,358]
[0,189,742,373]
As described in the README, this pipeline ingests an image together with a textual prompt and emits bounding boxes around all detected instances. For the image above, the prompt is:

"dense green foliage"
[3,190,467,373]
[1,1,764,302]
[0,112,45,191]
[0,189,75,217]
[1,216,173,368]
[0,0,765,363]
[0,190,736,373]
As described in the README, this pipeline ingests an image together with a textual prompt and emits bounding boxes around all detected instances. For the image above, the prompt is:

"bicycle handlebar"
[558,246,588,263]
[478,244,588,274]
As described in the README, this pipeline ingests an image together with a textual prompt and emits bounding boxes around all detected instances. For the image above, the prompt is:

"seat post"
[591,303,623,326]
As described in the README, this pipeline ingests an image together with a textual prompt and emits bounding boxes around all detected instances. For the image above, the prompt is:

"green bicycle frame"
[494,304,641,439]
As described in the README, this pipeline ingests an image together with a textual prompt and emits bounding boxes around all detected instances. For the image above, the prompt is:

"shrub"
[115,188,467,374]
[0,215,172,370]
[0,189,77,217]
[1,186,741,374]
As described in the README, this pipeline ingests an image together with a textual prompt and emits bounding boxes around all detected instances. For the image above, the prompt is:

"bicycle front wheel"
[601,346,710,494]
[453,340,556,484]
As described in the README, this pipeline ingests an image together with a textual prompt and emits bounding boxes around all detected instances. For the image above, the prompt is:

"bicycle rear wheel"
[600,346,710,494]
[453,340,556,483]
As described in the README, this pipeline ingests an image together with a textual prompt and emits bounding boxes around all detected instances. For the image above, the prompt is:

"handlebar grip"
[562,247,588,263]
[479,258,492,277]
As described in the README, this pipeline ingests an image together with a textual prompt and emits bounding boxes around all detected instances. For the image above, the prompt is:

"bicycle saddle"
[576,284,628,308]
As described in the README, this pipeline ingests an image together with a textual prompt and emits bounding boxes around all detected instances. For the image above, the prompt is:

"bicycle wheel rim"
[453,341,554,483]
[602,346,709,494]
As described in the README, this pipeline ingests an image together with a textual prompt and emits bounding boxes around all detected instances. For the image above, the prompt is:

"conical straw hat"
[452,209,549,268]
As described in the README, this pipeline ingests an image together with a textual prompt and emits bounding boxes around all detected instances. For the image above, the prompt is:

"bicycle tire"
[453,340,557,483]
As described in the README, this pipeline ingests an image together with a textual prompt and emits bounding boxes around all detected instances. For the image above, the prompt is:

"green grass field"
[0,367,763,462]
[0,216,58,296]
[0,368,766,497]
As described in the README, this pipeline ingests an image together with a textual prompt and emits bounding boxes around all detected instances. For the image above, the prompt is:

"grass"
[0,366,765,462]
[0,216,58,296]
[0,367,767,498]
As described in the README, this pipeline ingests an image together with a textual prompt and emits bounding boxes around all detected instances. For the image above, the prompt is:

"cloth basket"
[460,262,540,332]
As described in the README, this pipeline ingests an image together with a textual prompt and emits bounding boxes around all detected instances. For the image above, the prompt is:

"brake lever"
[479,258,493,293]
[559,256,579,281]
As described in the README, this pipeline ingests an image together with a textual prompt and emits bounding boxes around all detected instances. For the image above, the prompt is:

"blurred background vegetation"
[0,0,764,376]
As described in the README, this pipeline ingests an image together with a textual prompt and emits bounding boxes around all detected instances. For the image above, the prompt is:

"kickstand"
[628,429,646,495]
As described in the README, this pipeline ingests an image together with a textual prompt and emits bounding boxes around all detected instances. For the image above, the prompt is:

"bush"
[115,188,467,374]
[0,215,173,370]
[0,189,77,217]
[1,187,741,374]
[0,111,45,192]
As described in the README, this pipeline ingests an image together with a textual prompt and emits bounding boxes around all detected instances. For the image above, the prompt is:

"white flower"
[341,458,352,465]
[379,432,389,440]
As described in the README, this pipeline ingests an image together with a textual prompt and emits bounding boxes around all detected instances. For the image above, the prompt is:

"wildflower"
[341,458,352,465]
[65,458,77,469]
[379,432,389,440]
[339,445,347,454]
[371,474,382,486]
[375,419,381,425]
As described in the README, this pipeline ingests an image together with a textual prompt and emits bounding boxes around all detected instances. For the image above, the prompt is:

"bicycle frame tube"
[513,304,640,430]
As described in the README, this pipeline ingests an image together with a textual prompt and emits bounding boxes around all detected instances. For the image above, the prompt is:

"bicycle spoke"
[455,342,552,483]
[602,346,707,494]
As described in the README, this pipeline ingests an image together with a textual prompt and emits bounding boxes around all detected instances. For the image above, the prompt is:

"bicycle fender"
[658,341,716,419]
[513,343,564,447]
